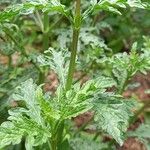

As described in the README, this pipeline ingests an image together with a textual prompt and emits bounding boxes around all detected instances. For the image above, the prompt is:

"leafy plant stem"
[50,119,64,150]
[47,140,52,150]
[118,76,130,95]
[38,72,45,84]
[92,14,99,26]
[43,12,49,51]
[93,131,101,141]
[51,140,57,150]
[65,0,81,91]
[35,11,44,31]
[38,12,50,84]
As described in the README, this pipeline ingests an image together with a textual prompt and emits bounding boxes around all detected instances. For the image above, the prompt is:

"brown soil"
[0,55,8,65]
[123,73,150,101]
[118,138,146,150]
[44,71,59,92]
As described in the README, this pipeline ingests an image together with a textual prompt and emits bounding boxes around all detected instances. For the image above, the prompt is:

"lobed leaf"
[59,76,116,119]
[12,79,44,125]
[70,136,108,150]
[0,108,50,149]
[93,93,135,145]
[0,79,51,149]
[89,0,146,16]
[0,0,69,23]
[37,48,69,88]
[104,42,150,93]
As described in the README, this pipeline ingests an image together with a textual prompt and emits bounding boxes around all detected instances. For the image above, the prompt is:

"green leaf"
[0,42,15,56]
[54,83,93,120]
[0,79,51,149]
[80,27,110,50]
[0,4,22,22]
[127,0,146,8]
[0,109,50,149]
[36,86,60,126]
[0,67,38,109]
[58,76,116,119]
[93,76,116,89]
[105,43,150,93]
[56,28,72,49]
[70,135,109,150]
[93,93,135,145]
[0,0,68,23]
[37,48,69,88]
[12,79,43,125]
[90,0,146,15]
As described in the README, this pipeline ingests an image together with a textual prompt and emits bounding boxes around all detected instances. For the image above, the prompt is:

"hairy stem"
[51,0,81,149]
[65,0,81,91]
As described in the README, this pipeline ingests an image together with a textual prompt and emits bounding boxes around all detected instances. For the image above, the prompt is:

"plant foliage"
[0,0,150,149]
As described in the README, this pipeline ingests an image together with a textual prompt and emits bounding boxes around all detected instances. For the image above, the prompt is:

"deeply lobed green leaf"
[93,93,136,145]
[90,0,146,16]
[0,0,68,23]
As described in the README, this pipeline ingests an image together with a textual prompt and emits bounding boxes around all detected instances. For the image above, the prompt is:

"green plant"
[0,0,150,150]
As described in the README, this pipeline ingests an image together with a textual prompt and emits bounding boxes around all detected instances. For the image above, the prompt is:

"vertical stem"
[35,11,44,31]
[51,1,81,149]
[65,0,81,91]
[47,140,52,150]
[43,12,49,51]
[93,131,101,141]
[51,140,57,150]
[38,12,49,84]
[38,72,45,84]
